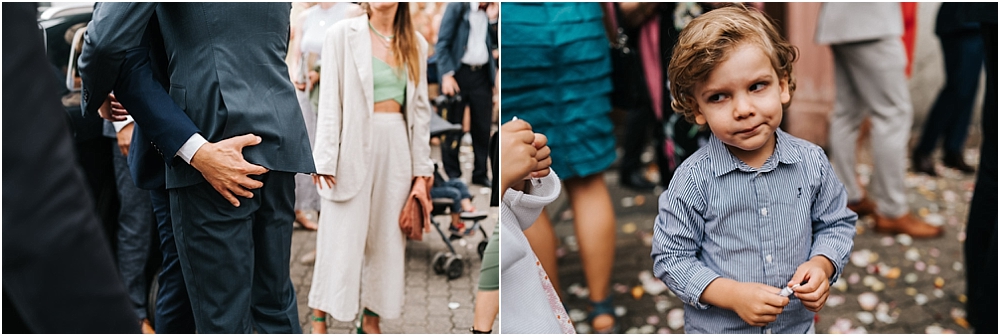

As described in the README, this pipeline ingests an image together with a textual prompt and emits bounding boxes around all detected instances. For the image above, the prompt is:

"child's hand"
[702,278,788,327]
[500,119,539,192]
[729,282,790,326]
[529,133,552,178]
[789,256,835,312]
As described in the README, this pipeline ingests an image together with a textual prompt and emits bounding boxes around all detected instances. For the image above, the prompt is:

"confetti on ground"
[634,195,646,206]
[448,302,460,309]
[666,309,684,330]
[621,197,635,208]
[915,294,928,305]
[631,286,644,300]
[827,295,846,307]
[856,312,875,325]
[615,306,627,317]
[646,315,660,325]
[896,234,913,246]
[622,222,637,234]
[858,292,879,311]
[654,299,671,313]
[569,309,588,322]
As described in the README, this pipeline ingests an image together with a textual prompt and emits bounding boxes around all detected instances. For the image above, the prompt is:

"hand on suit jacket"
[98,93,129,122]
[190,134,270,207]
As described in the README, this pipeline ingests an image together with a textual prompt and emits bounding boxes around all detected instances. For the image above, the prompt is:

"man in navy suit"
[86,13,197,333]
[436,2,498,187]
[80,3,315,333]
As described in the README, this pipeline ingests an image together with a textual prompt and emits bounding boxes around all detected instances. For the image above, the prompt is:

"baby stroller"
[428,199,490,280]
[427,108,490,280]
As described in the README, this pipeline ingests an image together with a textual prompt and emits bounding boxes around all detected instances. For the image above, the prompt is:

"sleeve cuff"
[112,116,134,133]
[685,268,721,310]
[441,71,455,78]
[176,133,207,164]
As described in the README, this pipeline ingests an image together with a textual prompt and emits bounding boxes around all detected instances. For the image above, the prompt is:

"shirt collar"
[708,128,802,177]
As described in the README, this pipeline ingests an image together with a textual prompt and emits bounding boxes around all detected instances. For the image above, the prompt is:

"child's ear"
[693,105,707,126]
[779,75,791,105]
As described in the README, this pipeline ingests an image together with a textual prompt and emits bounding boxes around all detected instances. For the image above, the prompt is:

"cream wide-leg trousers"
[308,113,412,321]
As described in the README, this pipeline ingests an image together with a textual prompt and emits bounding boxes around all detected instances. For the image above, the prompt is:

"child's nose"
[733,95,755,119]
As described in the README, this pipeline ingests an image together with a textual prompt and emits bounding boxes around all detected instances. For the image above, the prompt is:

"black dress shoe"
[911,151,937,176]
[943,152,975,174]
[472,177,492,187]
[620,171,656,191]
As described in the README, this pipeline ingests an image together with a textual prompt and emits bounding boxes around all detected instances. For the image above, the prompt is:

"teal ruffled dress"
[500,2,616,179]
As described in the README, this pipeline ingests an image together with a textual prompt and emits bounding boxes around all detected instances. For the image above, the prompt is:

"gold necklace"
[368,20,394,43]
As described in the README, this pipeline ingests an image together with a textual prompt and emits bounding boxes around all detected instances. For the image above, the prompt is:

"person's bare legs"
[296,209,318,230]
[523,173,618,331]
[523,208,562,299]
[310,309,327,334]
[472,290,499,332]
[361,309,381,334]
[565,173,617,332]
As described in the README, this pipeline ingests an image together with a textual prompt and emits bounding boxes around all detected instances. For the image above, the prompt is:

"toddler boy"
[650,5,857,333]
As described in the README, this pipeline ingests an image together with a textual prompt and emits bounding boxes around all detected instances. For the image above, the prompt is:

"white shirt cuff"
[112,116,134,133]
[442,71,455,78]
[177,133,208,164]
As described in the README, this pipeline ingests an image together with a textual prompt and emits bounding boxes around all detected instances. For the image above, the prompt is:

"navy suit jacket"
[435,2,497,85]
[80,3,315,189]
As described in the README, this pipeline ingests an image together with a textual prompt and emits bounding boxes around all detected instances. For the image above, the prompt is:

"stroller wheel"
[477,241,488,260]
[444,255,464,280]
[432,252,448,275]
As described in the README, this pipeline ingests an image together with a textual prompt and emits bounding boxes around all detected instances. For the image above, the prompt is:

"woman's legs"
[523,173,618,331]
[310,309,327,334]
[523,208,562,298]
[565,173,617,332]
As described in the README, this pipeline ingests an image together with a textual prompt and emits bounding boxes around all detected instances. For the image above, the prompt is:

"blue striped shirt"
[651,128,857,333]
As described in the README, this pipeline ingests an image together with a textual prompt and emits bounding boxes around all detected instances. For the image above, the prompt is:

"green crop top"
[372,57,406,105]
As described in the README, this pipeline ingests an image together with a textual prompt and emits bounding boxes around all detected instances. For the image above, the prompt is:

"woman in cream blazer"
[308,3,434,334]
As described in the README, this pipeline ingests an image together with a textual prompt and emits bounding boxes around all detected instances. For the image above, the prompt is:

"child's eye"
[707,94,726,103]
[749,82,767,92]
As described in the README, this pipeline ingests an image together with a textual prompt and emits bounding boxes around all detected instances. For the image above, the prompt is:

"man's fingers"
[224,133,263,150]
[236,175,264,190]
[217,187,241,207]
[244,163,269,176]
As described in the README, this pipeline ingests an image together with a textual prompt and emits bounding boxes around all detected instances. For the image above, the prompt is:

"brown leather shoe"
[847,198,877,218]
[874,213,943,238]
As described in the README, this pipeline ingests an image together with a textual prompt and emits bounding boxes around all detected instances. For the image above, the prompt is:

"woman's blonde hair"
[362,2,422,82]
[668,4,798,124]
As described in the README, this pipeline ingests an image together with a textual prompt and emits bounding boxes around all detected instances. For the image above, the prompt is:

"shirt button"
[766,254,772,263]
[761,207,768,216]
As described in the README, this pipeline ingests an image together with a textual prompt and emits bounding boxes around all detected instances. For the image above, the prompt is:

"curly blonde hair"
[668,4,798,124]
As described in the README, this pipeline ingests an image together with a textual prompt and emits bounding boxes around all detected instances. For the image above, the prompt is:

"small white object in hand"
[778,284,799,297]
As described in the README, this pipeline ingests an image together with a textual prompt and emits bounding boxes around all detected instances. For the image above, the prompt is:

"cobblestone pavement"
[289,142,498,334]
[551,136,981,334]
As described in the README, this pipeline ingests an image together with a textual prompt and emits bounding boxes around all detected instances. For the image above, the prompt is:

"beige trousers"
[308,113,412,321]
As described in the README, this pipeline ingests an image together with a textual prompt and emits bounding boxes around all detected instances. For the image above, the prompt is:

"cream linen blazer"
[314,16,434,202]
